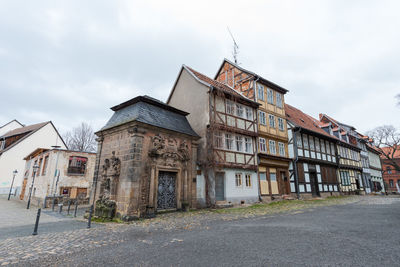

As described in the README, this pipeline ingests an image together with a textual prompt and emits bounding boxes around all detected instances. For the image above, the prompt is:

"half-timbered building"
[285,104,340,198]
[167,65,260,206]
[319,114,363,194]
[214,59,291,200]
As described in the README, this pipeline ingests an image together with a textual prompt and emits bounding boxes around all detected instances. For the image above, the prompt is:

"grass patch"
[91,217,126,223]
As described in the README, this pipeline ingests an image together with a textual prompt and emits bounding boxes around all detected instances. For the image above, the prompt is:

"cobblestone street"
[0,195,399,266]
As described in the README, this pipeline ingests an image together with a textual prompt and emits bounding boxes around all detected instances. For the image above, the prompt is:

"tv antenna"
[227,27,239,64]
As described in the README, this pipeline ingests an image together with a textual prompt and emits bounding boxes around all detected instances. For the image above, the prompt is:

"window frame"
[269,114,275,128]
[269,140,276,155]
[257,84,265,101]
[259,138,267,152]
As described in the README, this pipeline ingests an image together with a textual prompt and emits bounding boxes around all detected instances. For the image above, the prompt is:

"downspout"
[292,127,300,199]
[91,134,104,206]
[253,77,261,202]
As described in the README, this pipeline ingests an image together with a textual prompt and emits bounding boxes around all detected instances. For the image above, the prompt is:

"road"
[16,196,399,266]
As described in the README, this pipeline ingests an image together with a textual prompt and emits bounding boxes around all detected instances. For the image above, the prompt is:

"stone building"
[21,148,95,206]
[93,96,199,220]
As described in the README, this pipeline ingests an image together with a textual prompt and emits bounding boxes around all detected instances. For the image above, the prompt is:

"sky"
[0,0,399,136]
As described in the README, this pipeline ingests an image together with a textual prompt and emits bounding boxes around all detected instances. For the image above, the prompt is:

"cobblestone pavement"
[0,195,399,266]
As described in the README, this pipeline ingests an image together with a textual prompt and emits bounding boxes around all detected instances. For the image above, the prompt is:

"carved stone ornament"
[149,134,190,166]
[96,151,121,218]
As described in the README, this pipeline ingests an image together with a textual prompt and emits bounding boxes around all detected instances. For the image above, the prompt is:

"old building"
[380,146,400,193]
[167,65,259,206]
[0,121,67,195]
[319,114,363,194]
[214,59,291,200]
[21,148,96,205]
[93,96,199,220]
[285,104,340,198]
[366,144,385,193]
[356,133,373,194]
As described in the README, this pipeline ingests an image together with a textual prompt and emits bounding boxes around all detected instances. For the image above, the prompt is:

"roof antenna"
[227,27,239,64]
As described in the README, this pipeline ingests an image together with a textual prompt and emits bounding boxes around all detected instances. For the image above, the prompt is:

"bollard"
[32,208,41,235]
[67,200,71,215]
[52,198,56,211]
[87,205,94,229]
[58,203,63,213]
[74,201,78,217]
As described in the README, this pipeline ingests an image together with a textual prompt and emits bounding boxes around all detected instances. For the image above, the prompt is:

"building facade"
[0,121,67,194]
[319,114,363,194]
[21,148,96,205]
[214,59,291,200]
[285,104,340,198]
[93,96,199,220]
[367,145,385,193]
[380,147,400,193]
[167,65,259,206]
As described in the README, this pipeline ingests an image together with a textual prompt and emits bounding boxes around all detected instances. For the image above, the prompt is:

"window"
[259,111,266,125]
[226,101,235,115]
[296,134,302,148]
[389,179,394,187]
[278,118,284,131]
[259,172,266,181]
[270,172,277,181]
[340,171,351,186]
[315,138,320,152]
[236,104,244,117]
[326,142,331,155]
[257,84,265,101]
[37,158,43,176]
[278,142,285,156]
[235,173,242,187]
[245,174,252,187]
[309,137,315,151]
[269,140,276,155]
[236,136,243,152]
[67,156,88,175]
[330,143,335,155]
[302,134,309,149]
[321,140,326,153]
[215,132,223,149]
[387,167,392,174]
[259,138,267,152]
[42,156,49,175]
[276,93,283,108]
[245,107,253,120]
[245,137,252,153]
[269,114,275,128]
[267,88,274,104]
[225,134,233,150]
[32,160,38,176]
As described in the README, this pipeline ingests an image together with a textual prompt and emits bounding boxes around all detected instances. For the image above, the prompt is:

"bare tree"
[367,125,400,171]
[63,122,97,152]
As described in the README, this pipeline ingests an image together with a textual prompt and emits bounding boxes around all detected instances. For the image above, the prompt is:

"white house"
[0,121,67,194]
[0,120,24,136]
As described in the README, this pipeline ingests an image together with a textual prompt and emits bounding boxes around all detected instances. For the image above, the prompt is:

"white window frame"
[278,118,284,131]
[226,100,235,115]
[259,138,267,152]
[269,140,276,155]
[235,173,243,187]
[259,111,266,125]
[214,131,223,149]
[236,136,243,152]
[245,137,253,153]
[225,133,233,150]
[269,114,275,128]
[245,174,252,188]
[267,88,274,104]
[278,142,285,156]
[245,107,253,120]
[276,92,282,108]
[236,104,244,118]
[257,84,265,101]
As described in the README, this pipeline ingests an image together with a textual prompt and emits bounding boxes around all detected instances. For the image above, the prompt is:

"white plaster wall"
[368,151,382,169]
[224,168,258,204]
[287,127,294,158]
[0,123,66,194]
[196,170,206,207]
[0,121,23,136]
[22,150,96,200]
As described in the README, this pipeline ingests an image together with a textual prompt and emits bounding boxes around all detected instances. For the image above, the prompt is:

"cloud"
[0,0,399,135]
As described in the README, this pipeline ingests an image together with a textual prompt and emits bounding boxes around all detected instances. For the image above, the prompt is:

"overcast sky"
[1,0,399,136]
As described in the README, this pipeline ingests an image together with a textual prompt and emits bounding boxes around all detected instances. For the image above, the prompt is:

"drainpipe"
[292,128,300,199]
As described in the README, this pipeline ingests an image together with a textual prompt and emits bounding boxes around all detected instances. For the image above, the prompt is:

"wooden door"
[215,172,225,201]
[309,172,320,197]
[279,171,290,195]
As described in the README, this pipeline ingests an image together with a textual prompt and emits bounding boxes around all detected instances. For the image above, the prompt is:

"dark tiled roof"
[185,66,259,106]
[1,122,48,138]
[100,96,199,137]
[285,104,338,140]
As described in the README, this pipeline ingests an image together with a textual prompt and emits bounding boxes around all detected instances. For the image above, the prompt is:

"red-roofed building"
[167,65,260,206]
[285,104,340,198]
[380,146,400,193]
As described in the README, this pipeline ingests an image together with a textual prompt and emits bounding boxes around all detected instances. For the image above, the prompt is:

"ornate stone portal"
[95,151,121,219]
